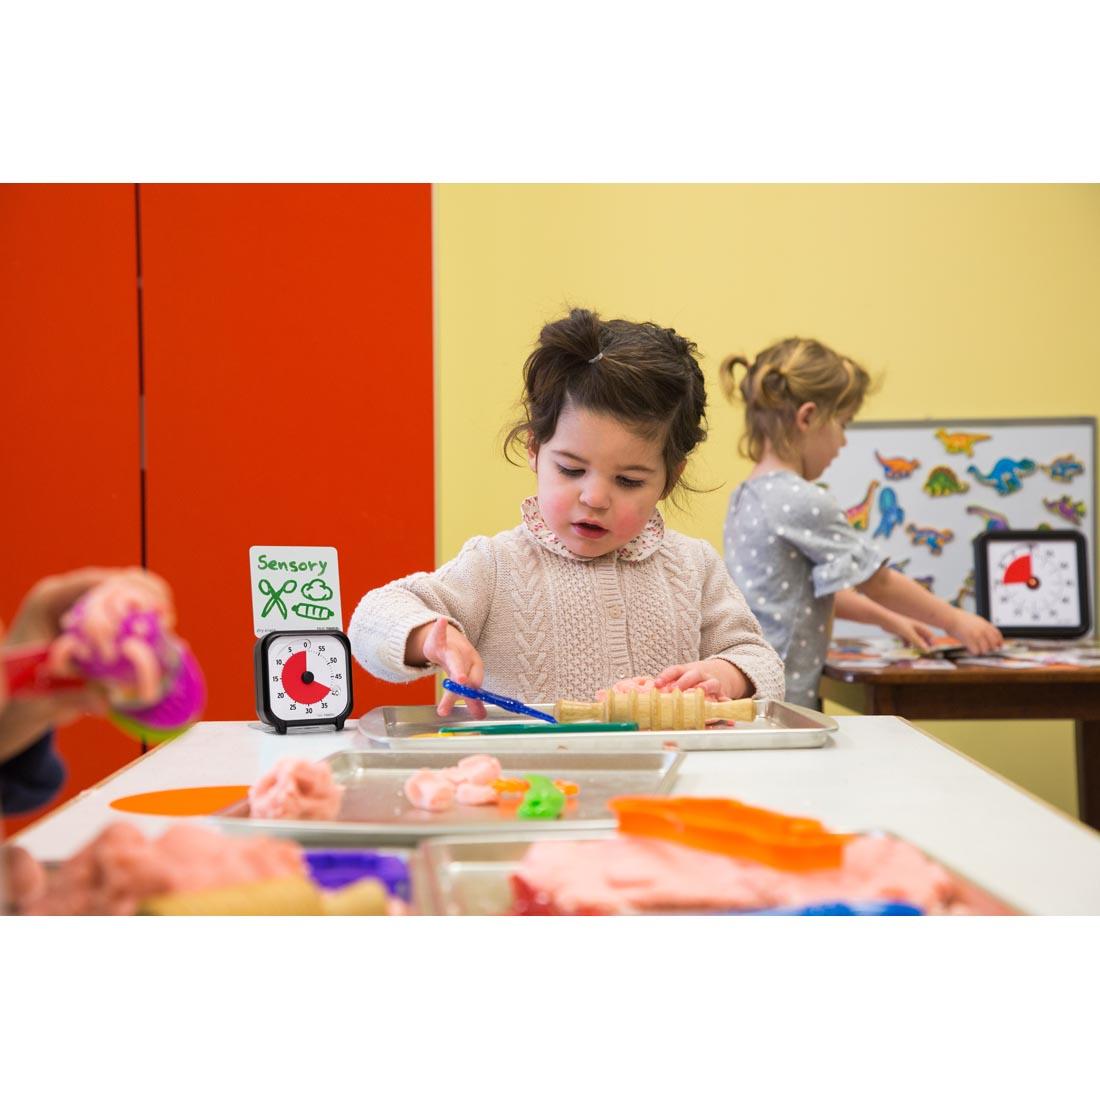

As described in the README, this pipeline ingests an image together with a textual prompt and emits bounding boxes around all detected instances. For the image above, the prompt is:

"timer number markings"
[993,543,1077,625]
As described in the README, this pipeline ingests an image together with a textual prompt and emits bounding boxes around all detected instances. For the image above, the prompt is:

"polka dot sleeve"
[770,482,887,599]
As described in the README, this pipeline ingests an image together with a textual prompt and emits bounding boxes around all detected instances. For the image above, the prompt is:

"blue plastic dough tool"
[441,678,558,724]
[736,900,924,916]
[438,721,638,735]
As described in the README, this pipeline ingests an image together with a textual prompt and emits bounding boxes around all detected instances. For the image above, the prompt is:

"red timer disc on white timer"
[254,630,355,733]
[974,529,1090,638]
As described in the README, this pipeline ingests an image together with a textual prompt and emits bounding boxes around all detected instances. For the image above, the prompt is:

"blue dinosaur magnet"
[905,523,954,555]
[967,457,1036,496]
[873,486,905,538]
[1040,454,1085,483]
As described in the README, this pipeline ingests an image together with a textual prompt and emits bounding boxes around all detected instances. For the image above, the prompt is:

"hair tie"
[588,352,604,363]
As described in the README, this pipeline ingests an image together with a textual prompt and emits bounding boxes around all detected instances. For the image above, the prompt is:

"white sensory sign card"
[249,546,343,636]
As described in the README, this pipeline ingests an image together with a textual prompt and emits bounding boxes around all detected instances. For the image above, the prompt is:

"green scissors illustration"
[259,578,297,618]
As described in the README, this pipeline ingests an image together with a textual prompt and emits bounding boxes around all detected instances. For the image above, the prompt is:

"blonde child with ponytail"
[720,337,1001,708]
[351,308,784,716]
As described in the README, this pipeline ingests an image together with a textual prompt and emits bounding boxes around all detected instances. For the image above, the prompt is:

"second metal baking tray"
[410,829,1018,916]
[358,698,834,751]
[215,749,683,846]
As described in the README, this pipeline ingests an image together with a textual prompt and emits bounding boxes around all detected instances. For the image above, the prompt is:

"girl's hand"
[600,675,658,698]
[947,609,1004,656]
[652,660,751,700]
[885,614,939,651]
[418,617,487,718]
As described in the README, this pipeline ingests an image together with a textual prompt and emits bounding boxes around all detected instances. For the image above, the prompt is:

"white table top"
[11,714,1100,914]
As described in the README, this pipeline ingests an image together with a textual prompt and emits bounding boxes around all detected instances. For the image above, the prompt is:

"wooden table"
[820,663,1100,830]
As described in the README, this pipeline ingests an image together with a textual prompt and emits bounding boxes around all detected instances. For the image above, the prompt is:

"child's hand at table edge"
[946,609,1004,656]
[408,617,487,718]
[883,613,940,652]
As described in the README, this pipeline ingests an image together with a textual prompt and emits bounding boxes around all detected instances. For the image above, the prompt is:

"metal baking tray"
[358,698,834,752]
[215,749,683,846]
[411,829,1018,915]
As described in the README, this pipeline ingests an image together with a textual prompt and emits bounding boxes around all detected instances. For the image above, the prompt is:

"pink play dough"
[249,758,344,820]
[14,823,305,916]
[440,754,502,785]
[512,834,996,916]
[3,845,48,912]
[404,769,456,811]
[404,755,505,811]
[454,782,499,806]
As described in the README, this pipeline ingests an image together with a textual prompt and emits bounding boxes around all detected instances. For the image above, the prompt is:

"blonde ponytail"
[720,337,872,462]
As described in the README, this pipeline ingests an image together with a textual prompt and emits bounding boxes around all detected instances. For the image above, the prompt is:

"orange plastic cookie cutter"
[492,777,579,798]
[607,796,855,871]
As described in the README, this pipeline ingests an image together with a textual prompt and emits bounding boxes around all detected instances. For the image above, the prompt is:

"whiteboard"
[823,417,1097,636]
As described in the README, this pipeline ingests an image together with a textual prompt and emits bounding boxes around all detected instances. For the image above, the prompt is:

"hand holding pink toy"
[2,568,205,742]
[47,570,176,707]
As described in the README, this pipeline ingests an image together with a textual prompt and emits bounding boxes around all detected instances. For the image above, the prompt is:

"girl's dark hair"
[504,307,708,498]
[718,337,873,463]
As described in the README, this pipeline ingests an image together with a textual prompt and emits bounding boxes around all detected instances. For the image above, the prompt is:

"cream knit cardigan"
[349,525,785,703]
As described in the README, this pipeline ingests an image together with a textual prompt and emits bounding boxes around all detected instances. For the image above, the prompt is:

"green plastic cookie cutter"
[516,773,565,820]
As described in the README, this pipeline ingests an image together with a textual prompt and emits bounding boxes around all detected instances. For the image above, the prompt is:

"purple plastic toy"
[304,851,409,900]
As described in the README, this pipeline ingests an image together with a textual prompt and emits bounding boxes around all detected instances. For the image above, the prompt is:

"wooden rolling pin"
[554,687,756,730]
[141,875,388,916]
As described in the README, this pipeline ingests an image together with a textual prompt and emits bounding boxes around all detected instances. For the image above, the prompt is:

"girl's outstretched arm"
[856,565,1003,654]
[833,588,938,650]
[348,535,496,684]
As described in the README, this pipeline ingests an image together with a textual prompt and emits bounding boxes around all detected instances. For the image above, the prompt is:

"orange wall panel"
[1,184,143,834]
[138,184,436,719]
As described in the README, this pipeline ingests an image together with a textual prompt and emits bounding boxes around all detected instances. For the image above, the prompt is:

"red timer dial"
[1002,553,1041,590]
[281,648,334,704]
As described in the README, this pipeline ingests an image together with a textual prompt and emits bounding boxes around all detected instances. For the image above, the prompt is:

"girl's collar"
[520,495,665,562]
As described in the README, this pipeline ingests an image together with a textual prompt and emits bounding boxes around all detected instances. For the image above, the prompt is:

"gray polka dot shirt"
[724,471,887,707]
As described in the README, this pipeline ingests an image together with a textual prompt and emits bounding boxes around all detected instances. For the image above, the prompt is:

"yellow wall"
[435,184,1100,816]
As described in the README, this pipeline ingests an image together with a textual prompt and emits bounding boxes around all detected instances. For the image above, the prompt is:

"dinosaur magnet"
[1043,495,1086,526]
[935,429,991,457]
[950,569,976,608]
[967,457,1036,496]
[1040,454,1085,483]
[845,480,879,530]
[905,523,954,556]
[874,450,921,480]
[923,465,969,497]
[966,504,1009,532]
[873,486,905,538]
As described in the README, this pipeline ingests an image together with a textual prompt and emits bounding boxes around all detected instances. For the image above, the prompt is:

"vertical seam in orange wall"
[430,184,442,704]
[134,183,148,570]
[431,183,441,569]
[133,183,149,755]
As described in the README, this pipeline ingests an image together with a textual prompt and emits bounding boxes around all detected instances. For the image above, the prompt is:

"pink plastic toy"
[2,593,206,742]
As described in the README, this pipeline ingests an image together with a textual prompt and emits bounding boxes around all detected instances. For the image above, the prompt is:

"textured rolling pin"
[140,876,389,916]
[554,687,755,729]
